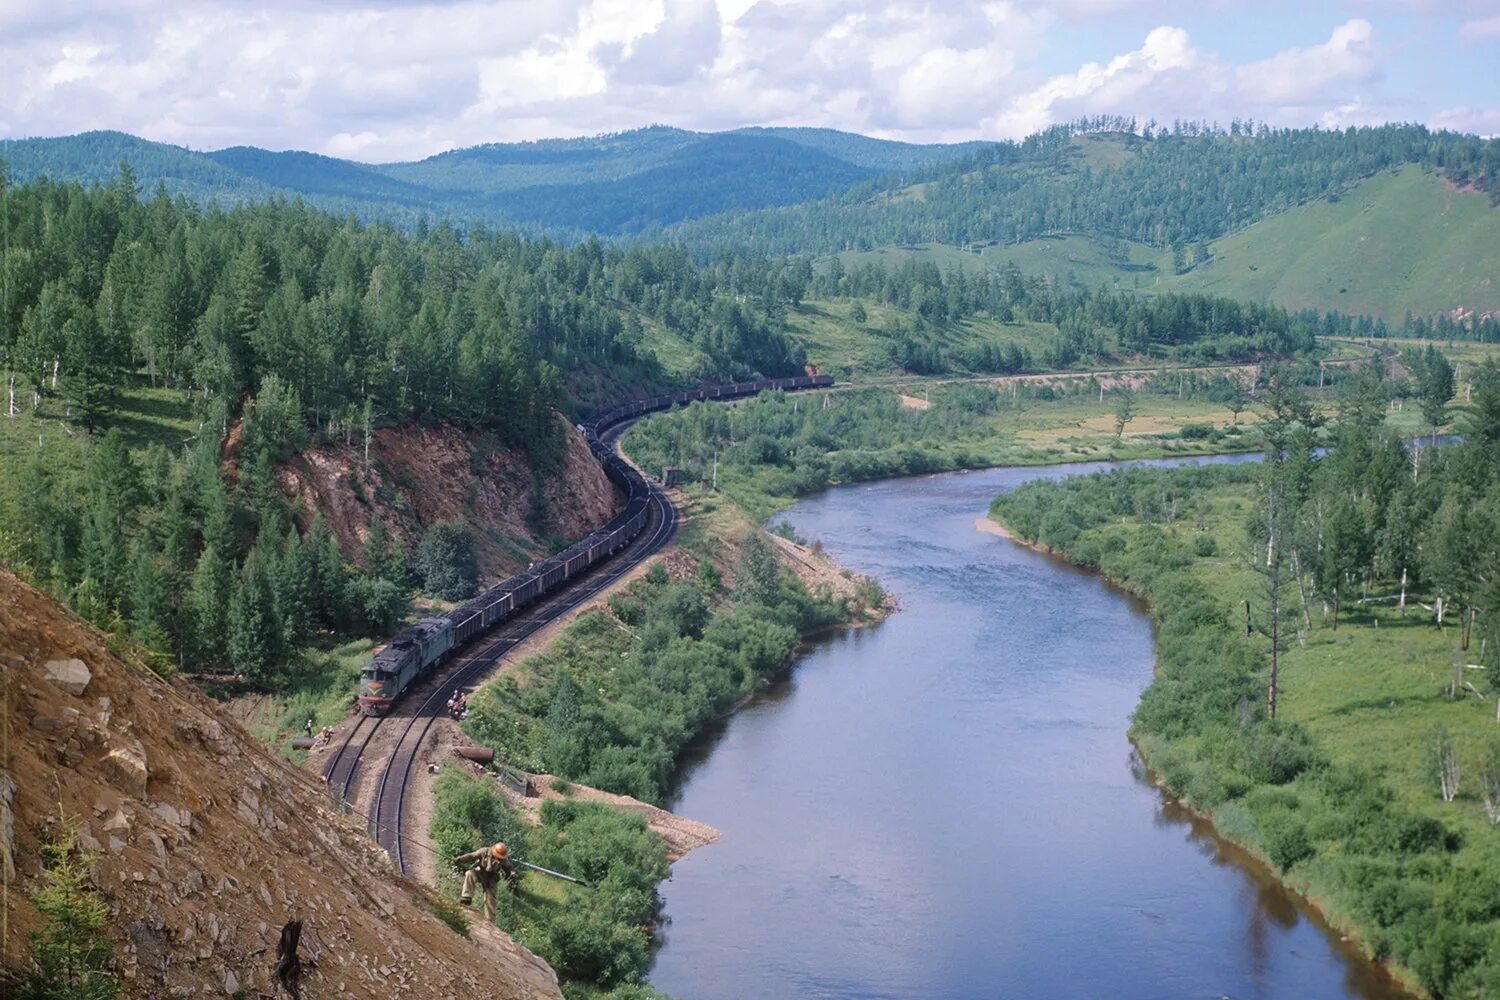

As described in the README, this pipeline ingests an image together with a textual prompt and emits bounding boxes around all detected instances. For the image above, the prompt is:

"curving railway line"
[320,376,831,873]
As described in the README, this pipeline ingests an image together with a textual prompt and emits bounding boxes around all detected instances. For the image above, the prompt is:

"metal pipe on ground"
[453,746,495,764]
[517,859,585,885]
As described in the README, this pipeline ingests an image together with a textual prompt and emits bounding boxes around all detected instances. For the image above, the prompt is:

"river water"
[649,456,1407,1000]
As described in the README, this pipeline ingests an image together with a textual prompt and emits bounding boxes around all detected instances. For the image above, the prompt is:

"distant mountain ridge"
[0,125,991,235]
[6,120,1497,320]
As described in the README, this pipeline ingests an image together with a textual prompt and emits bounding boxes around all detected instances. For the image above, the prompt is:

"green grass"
[788,298,1064,377]
[233,636,376,759]
[833,166,1500,322]
[0,372,200,469]
[635,311,709,378]
[836,236,1173,296]
[630,386,1267,521]
[991,465,1500,995]
[835,235,1173,291]
[1113,481,1491,831]
[1140,480,1500,907]
[1172,166,1500,319]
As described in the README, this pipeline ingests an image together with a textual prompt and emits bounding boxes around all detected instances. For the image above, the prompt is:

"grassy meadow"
[831,166,1500,324]
[991,462,1500,996]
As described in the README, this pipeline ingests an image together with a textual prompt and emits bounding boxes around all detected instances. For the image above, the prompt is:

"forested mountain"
[670,120,1500,254]
[0,168,809,685]
[7,121,1497,323]
[728,126,992,171]
[0,125,986,236]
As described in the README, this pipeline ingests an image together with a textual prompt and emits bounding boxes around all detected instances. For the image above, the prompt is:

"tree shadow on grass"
[1327,691,1448,716]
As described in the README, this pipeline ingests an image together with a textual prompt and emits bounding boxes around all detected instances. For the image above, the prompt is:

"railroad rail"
[319,375,833,873]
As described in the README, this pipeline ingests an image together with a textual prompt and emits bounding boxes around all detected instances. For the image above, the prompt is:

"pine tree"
[186,544,233,667]
[58,286,120,433]
[21,823,119,1000]
[78,501,127,615]
[363,517,407,584]
[308,515,348,629]
[1416,346,1456,444]
[198,466,237,559]
[229,546,283,685]
[272,525,313,648]
[87,430,139,524]
[126,543,172,650]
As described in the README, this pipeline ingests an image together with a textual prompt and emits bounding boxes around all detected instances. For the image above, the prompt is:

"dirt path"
[838,346,1382,396]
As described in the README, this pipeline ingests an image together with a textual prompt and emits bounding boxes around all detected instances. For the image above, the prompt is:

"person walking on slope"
[454,841,519,921]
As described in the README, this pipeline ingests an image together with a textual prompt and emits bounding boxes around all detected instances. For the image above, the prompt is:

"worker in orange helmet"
[454,841,519,921]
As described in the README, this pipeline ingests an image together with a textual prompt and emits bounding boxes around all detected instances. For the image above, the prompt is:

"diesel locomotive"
[356,374,835,716]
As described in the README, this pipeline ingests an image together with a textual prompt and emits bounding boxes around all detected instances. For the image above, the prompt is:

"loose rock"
[43,657,92,696]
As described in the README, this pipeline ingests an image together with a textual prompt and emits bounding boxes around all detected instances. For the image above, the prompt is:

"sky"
[1,0,1496,162]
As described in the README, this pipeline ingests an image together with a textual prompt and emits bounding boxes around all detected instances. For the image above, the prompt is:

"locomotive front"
[359,640,414,716]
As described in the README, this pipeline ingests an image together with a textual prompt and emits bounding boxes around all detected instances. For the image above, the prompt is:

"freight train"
[356,374,835,716]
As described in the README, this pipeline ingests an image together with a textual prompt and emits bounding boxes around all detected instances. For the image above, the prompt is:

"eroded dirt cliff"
[278,415,618,582]
[0,571,563,998]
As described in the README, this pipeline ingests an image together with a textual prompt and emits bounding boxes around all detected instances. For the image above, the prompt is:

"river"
[649,456,1408,1000]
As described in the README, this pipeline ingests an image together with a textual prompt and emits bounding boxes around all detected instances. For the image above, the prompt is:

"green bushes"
[428,770,670,993]
[989,463,1498,997]
[412,520,480,601]
[464,540,812,804]
[21,826,119,1000]
[1179,422,1214,440]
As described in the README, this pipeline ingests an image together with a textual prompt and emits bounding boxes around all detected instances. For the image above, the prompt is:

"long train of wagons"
[356,374,835,715]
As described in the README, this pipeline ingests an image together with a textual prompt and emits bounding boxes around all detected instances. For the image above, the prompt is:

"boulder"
[102,744,150,796]
[30,713,64,733]
[43,658,92,696]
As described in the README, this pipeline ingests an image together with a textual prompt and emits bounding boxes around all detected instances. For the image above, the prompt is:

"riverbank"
[653,457,1400,999]
[624,382,1268,520]
[975,510,1411,993]
[426,487,890,995]
[988,461,1500,998]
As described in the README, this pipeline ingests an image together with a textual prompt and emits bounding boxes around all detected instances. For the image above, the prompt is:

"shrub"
[1257,810,1314,871]
[22,825,119,1000]
[413,521,479,601]
[1192,533,1218,557]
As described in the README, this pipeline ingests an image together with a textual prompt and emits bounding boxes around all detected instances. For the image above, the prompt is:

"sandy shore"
[974,515,1054,556]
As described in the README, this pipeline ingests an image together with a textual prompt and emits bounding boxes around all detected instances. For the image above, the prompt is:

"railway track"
[320,417,677,872]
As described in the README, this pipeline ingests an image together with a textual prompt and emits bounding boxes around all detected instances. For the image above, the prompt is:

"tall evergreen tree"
[228,545,283,685]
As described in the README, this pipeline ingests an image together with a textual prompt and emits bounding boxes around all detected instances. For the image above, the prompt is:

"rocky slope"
[0,571,563,998]
[277,415,618,582]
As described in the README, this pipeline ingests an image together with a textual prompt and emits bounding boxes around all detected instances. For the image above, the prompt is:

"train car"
[355,374,833,717]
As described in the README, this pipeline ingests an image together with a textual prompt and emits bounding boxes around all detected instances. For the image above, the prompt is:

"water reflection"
[650,457,1410,1000]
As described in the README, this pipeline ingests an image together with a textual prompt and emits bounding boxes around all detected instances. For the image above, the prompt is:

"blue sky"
[1,0,1495,161]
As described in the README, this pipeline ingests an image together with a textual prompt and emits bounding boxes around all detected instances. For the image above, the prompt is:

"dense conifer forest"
[0,164,809,684]
[670,120,1500,255]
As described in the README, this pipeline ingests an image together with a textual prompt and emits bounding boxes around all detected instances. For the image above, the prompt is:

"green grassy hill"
[1170,166,1500,318]
[837,237,1173,294]
[832,166,1500,320]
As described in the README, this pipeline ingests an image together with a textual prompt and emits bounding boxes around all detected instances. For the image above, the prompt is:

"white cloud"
[1235,18,1379,106]
[1433,105,1500,137]
[987,25,1203,137]
[0,1,1493,159]
[1460,15,1500,40]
